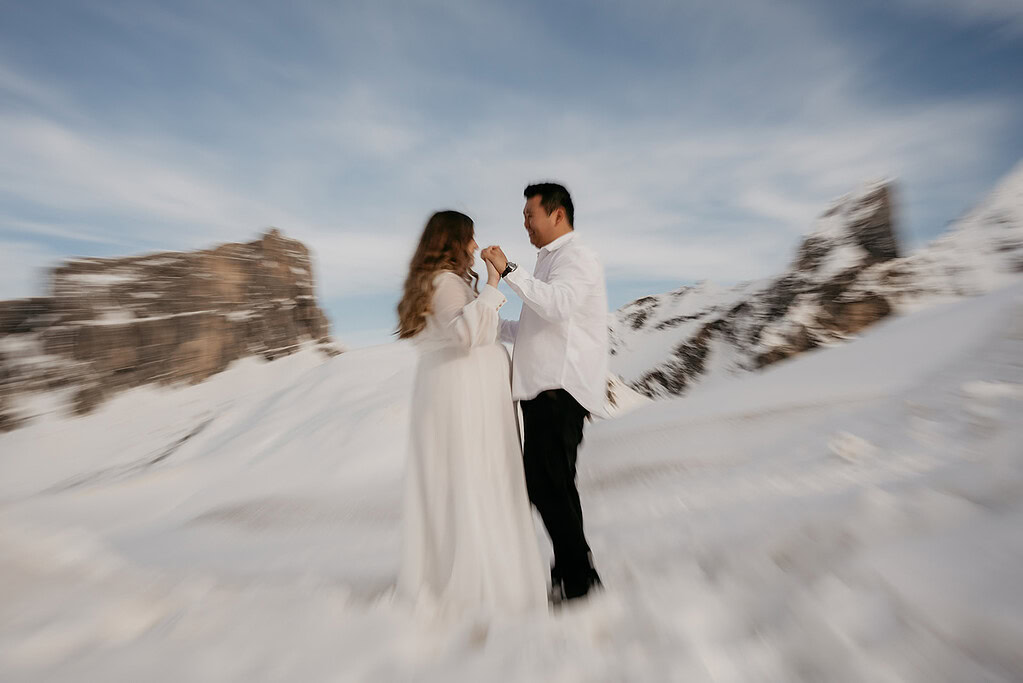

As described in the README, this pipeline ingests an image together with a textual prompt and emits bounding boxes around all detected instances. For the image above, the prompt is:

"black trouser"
[520,389,595,593]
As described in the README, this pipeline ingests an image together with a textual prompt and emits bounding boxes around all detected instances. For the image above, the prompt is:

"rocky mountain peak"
[794,181,898,275]
[0,229,341,431]
[853,160,1023,306]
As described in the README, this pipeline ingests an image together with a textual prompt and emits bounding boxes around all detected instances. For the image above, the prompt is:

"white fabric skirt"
[397,342,547,617]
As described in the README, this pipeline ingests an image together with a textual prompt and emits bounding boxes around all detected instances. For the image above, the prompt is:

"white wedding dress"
[397,271,547,616]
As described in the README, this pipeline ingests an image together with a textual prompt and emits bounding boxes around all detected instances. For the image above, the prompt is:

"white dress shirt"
[499,231,610,417]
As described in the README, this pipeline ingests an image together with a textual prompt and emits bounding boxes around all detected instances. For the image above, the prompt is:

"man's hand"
[481,246,508,274]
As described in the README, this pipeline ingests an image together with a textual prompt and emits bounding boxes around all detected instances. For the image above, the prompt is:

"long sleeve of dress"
[431,272,507,349]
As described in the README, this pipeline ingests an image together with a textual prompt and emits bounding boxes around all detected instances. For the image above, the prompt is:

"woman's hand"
[483,253,501,287]
[481,246,508,274]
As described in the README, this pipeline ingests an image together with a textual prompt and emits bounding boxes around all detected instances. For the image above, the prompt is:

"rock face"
[612,160,1023,398]
[0,229,340,430]
[852,162,1023,305]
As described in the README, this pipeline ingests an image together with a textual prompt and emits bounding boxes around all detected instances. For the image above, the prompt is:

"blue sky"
[1,0,1021,347]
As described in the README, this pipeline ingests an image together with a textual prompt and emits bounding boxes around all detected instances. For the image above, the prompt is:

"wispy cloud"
[888,0,1023,33]
[0,0,1020,339]
[0,215,129,247]
[0,65,68,110]
[0,114,290,235]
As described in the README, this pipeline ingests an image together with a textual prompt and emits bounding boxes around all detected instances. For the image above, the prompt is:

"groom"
[482,182,609,603]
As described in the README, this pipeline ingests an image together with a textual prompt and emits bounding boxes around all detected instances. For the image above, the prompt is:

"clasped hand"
[481,246,509,286]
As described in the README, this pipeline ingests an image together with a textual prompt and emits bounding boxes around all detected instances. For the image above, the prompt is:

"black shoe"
[562,566,602,602]
[588,567,603,591]
[548,564,566,606]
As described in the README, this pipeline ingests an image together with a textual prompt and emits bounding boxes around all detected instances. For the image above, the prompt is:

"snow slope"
[2,283,1023,682]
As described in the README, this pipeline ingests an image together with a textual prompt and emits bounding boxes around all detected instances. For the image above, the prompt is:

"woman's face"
[467,236,478,257]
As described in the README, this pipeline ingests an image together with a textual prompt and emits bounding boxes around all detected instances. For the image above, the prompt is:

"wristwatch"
[501,262,518,278]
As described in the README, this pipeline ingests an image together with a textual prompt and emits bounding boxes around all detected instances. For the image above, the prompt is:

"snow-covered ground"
[2,283,1022,682]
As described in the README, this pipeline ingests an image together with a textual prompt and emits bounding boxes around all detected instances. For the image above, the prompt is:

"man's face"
[523,195,555,248]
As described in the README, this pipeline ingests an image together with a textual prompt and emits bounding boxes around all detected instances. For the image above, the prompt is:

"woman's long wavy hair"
[396,210,479,339]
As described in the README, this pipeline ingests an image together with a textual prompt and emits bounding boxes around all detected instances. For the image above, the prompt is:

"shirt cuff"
[478,283,507,310]
[504,266,526,289]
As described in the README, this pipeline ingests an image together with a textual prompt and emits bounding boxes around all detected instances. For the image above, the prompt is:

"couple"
[396,182,609,615]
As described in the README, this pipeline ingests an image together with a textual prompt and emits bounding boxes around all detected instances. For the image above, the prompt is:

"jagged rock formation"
[853,163,1023,305]
[612,160,1023,398]
[0,229,340,430]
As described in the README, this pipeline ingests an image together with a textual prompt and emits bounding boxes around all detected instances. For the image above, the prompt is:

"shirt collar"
[539,230,576,254]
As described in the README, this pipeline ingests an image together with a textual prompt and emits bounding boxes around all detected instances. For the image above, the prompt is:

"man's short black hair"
[524,182,574,227]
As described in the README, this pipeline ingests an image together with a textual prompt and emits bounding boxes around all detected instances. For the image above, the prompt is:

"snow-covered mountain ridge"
[611,160,1023,397]
[2,281,1021,681]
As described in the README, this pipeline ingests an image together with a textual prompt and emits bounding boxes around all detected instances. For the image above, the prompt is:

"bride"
[395,210,547,616]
